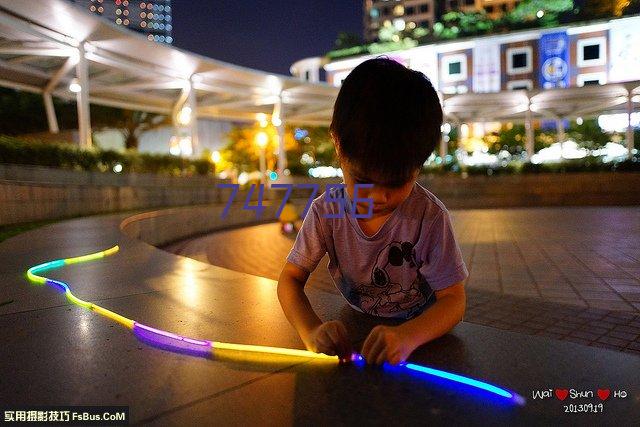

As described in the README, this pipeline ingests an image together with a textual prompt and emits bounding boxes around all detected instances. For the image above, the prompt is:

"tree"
[91,106,170,150]
[334,32,363,49]
[221,124,281,173]
[580,0,633,17]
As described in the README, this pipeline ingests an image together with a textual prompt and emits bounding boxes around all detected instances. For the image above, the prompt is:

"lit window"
[506,79,533,91]
[506,46,532,74]
[577,37,606,67]
[394,5,404,16]
[370,8,379,18]
[441,53,467,82]
[576,72,606,87]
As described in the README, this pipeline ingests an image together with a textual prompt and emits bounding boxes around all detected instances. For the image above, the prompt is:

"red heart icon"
[555,389,569,401]
[597,389,610,401]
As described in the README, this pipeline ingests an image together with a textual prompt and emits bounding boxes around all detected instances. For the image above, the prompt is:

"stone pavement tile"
[568,276,606,284]
[610,285,640,293]
[536,282,574,290]
[570,330,604,341]
[504,289,540,297]
[549,298,587,307]
[600,315,632,326]
[578,325,610,336]
[620,293,640,302]
[604,278,640,286]
[563,336,591,346]
[596,336,629,348]
[606,311,636,321]
[571,282,610,291]
[579,291,623,301]
[576,310,606,320]
[591,342,625,351]
[487,320,513,330]
[481,311,506,320]
[587,300,634,311]
[608,330,640,341]
[521,320,547,330]
[613,325,640,335]
[540,289,579,298]
[535,331,565,339]
[593,271,635,280]
[587,320,619,330]
[547,325,574,335]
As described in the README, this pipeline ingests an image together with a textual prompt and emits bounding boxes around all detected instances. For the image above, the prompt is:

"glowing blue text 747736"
[216,183,374,220]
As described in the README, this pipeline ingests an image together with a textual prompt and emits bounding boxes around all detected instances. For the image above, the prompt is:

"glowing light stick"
[402,363,526,405]
[26,246,525,405]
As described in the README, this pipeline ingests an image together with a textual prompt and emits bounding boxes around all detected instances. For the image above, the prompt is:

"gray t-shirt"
[286,181,468,319]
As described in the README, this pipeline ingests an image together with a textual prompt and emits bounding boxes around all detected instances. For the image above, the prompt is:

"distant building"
[316,15,640,94]
[363,0,518,42]
[68,0,173,43]
[364,0,436,41]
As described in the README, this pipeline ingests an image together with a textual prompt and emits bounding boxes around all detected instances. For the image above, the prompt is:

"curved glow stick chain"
[26,246,525,405]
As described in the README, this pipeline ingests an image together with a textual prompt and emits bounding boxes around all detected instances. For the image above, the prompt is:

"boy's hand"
[362,325,414,366]
[305,320,352,360]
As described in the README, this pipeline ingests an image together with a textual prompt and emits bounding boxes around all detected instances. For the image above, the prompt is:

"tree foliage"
[91,106,170,150]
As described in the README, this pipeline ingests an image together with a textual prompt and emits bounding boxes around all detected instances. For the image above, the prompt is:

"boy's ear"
[331,132,341,157]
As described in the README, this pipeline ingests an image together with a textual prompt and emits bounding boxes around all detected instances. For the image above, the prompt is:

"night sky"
[171,0,362,76]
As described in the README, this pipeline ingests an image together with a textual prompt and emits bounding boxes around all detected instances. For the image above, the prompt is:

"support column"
[556,117,565,157]
[627,90,635,157]
[273,95,287,172]
[439,135,447,159]
[277,122,287,172]
[43,92,59,134]
[43,56,76,135]
[76,43,91,148]
[187,79,199,156]
[525,100,534,158]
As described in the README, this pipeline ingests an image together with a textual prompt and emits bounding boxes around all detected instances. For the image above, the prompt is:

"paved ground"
[165,207,640,356]
[3,209,640,423]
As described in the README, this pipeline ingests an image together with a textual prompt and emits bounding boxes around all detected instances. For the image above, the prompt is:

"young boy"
[277,58,467,366]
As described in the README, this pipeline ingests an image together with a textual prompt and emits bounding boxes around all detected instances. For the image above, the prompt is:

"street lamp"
[256,131,268,185]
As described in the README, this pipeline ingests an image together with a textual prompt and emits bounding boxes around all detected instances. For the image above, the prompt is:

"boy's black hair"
[330,57,443,187]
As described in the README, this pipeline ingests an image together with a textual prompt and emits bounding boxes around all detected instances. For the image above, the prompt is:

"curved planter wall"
[2,163,639,226]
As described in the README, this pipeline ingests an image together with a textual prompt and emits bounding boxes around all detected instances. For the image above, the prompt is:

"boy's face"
[340,159,417,219]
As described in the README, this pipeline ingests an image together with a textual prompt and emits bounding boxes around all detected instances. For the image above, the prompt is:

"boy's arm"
[361,282,466,365]
[277,261,352,359]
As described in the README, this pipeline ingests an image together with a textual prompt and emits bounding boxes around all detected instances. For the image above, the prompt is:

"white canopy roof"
[0,0,338,126]
[0,0,637,130]
[443,82,640,124]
